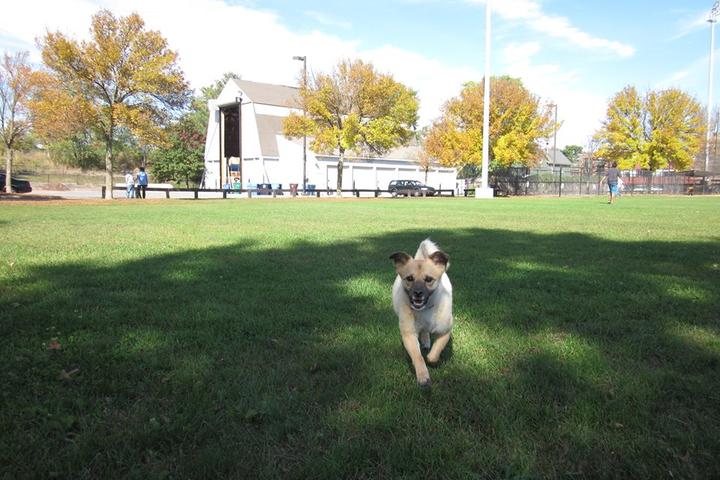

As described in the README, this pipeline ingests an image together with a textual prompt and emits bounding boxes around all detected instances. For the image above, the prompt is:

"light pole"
[293,55,308,191]
[548,103,558,174]
[706,1,720,172]
[477,0,494,198]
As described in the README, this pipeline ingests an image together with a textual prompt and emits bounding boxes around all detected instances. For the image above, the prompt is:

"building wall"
[203,81,457,191]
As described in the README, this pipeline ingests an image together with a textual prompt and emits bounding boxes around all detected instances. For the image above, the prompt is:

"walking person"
[600,161,621,204]
[124,171,135,199]
[137,166,148,199]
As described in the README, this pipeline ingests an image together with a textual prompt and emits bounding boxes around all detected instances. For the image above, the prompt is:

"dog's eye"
[425,276,435,283]
[405,275,414,282]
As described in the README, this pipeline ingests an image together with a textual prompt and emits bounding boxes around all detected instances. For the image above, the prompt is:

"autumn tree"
[595,85,704,171]
[425,76,554,171]
[415,147,433,184]
[283,59,419,193]
[0,51,41,193]
[37,10,189,198]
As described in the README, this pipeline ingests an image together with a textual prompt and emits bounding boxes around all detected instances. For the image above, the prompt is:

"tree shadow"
[1,228,718,478]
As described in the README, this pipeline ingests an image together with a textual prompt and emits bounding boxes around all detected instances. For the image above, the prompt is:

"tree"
[0,51,41,193]
[595,86,704,171]
[283,59,419,193]
[46,133,104,170]
[151,119,205,188]
[425,76,554,172]
[562,145,583,163]
[38,10,189,198]
[415,147,433,183]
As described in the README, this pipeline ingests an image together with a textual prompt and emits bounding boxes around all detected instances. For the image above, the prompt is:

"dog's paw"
[428,352,445,365]
[417,377,431,389]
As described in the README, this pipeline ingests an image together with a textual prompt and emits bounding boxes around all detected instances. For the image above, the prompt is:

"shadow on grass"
[1,229,719,478]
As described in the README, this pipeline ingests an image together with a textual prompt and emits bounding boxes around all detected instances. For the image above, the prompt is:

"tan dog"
[390,239,452,387]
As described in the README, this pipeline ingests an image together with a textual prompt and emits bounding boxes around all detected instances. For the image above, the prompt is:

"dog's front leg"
[401,333,430,387]
[426,331,451,365]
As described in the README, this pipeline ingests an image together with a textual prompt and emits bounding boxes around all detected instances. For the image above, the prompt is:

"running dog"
[389,239,452,387]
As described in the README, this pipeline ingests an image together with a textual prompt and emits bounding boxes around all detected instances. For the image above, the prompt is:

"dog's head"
[389,249,449,311]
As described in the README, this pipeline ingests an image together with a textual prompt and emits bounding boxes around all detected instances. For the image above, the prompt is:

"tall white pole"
[706,1,719,172]
[480,0,492,192]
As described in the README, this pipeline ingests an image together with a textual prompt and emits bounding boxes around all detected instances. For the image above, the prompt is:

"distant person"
[137,166,148,199]
[124,171,135,199]
[600,162,621,204]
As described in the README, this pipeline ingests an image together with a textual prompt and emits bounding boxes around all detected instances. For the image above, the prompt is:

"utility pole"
[293,55,308,191]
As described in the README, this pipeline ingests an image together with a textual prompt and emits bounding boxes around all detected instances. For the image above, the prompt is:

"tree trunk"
[4,148,13,193]
[424,167,428,184]
[336,148,345,195]
[104,137,114,200]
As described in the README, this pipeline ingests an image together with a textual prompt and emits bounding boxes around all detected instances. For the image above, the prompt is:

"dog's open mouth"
[410,297,427,310]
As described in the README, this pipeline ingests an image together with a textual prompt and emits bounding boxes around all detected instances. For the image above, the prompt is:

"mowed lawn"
[1,195,719,479]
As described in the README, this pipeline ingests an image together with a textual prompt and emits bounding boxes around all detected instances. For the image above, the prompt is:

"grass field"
[1,196,719,479]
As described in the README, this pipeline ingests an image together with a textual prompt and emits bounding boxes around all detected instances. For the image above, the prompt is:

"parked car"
[388,179,436,196]
[0,172,32,193]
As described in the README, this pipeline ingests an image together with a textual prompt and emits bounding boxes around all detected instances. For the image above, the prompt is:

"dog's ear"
[429,250,449,269]
[389,251,412,267]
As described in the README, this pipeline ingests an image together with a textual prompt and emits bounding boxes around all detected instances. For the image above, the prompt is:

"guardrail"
[103,186,456,199]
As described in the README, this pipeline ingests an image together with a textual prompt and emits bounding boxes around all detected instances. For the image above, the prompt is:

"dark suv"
[0,173,32,193]
[387,179,436,197]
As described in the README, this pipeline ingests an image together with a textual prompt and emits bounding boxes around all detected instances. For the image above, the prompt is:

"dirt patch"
[0,193,67,202]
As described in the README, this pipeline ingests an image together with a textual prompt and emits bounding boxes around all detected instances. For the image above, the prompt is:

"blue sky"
[2,0,717,147]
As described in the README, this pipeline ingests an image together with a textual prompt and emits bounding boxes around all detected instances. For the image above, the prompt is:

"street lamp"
[476,0,494,198]
[293,55,308,192]
[706,1,720,172]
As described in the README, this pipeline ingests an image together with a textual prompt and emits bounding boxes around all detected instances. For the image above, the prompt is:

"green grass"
[1,196,719,479]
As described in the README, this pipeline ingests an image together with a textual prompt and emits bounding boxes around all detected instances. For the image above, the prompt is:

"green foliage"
[46,133,104,170]
[562,145,583,163]
[151,119,205,187]
[595,86,704,171]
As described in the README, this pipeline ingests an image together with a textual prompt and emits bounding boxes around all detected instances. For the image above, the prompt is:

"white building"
[203,79,456,192]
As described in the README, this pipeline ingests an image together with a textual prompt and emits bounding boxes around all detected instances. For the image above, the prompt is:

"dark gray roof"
[256,114,284,157]
[543,148,572,167]
[232,79,300,108]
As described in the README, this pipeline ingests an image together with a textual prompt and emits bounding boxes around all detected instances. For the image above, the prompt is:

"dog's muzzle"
[409,289,431,311]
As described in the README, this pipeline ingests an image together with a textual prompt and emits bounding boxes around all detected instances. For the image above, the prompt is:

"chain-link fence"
[488,167,720,197]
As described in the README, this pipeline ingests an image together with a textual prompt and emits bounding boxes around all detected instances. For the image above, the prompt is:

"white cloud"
[498,41,606,147]
[0,0,477,126]
[1,0,608,146]
[466,0,635,58]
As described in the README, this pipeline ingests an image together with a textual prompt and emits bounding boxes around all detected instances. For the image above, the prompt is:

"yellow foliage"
[284,58,418,157]
[425,77,553,169]
[283,58,419,191]
[595,86,704,171]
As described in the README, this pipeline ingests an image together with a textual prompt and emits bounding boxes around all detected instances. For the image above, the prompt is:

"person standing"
[600,162,621,204]
[137,166,148,199]
[124,171,135,199]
